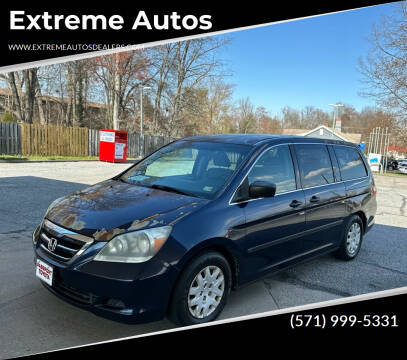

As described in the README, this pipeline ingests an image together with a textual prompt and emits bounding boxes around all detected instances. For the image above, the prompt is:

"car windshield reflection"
[120,141,252,200]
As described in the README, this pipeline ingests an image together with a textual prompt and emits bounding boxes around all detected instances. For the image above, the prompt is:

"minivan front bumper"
[33,225,179,324]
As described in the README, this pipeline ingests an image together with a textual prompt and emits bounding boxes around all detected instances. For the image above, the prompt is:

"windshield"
[120,141,252,199]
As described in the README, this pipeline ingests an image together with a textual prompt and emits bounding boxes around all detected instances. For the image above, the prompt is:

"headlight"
[94,226,172,263]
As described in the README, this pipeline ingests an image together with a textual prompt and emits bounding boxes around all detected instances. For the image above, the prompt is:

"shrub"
[2,112,16,123]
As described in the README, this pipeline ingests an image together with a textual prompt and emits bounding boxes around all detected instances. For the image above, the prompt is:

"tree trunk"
[22,69,37,124]
[112,53,121,130]
[6,72,25,121]
[36,78,46,125]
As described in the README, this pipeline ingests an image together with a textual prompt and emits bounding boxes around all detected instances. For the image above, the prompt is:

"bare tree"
[299,106,330,129]
[1,72,25,121]
[281,106,301,128]
[149,44,176,132]
[176,78,234,135]
[256,107,282,134]
[232,97,257,133]
[204,79,234,133]
[37,64,68,125]
[153,38,229,136]
[0,68,39,123]
[358,1,407,126]
[92,50,151,130]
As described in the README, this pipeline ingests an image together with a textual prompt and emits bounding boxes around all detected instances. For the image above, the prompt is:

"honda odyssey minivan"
[32,134,377,325]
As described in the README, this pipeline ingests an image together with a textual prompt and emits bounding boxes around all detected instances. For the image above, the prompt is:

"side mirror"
[248,181,276,199]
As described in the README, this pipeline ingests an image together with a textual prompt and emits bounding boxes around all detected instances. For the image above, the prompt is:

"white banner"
[115,142,125,159]
[100,131,115,143]
[368,153,382,172]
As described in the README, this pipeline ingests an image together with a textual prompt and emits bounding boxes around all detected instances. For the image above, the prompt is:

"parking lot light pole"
[329,103,344,131]
[139,85,151,158]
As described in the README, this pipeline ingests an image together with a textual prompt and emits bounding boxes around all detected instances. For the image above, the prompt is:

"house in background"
[304,125,362,144]
[0,88,107,128]
[281,125,362,144]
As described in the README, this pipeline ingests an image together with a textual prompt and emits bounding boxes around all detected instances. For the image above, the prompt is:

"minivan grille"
[39,230,84,261]
[38,219,93,262]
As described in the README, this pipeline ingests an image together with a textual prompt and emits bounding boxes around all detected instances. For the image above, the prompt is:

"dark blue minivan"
[32,134,377,325]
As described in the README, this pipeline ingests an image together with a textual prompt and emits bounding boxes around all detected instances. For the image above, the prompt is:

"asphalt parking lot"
[1,161,407,358]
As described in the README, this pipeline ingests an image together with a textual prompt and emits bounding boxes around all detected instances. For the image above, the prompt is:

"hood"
[45,179,208,241]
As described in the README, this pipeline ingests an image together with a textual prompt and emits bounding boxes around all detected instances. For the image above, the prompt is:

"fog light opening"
[104,298,126,310]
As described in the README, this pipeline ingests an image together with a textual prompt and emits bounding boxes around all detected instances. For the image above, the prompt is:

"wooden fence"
[88,129,100,157]
[127,133,140,158]
[143,134,175,156]
[1,122,176,158]
[21,124,88,156]
[0,122,20,155]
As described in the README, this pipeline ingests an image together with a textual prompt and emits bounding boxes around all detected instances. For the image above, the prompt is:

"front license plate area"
[36,258,53,286]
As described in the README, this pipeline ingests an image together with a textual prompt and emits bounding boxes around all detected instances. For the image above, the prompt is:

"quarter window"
[334,146,368,180]
[295,144,334,188]
[247,145,296,194]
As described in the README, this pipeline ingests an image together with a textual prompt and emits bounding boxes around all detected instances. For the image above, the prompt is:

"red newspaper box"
[99,129,128,163]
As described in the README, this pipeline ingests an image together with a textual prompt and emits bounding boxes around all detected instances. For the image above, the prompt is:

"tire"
[334,215,364,261]
[168,251,232,326]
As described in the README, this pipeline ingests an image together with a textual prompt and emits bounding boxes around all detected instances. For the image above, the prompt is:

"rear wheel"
[168,251,232,326]
[334,215,363,260]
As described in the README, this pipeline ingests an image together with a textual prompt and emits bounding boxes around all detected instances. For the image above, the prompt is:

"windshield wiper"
[151,184,195,197]
[321,174,330,184]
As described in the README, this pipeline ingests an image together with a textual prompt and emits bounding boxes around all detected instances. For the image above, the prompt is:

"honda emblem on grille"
[48,237,58,252]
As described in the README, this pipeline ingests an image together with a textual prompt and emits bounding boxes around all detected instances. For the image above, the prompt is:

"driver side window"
[248,145,297,195]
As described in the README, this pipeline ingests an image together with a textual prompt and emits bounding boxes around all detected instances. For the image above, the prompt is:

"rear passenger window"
[248,145,296,194]
[295,144,334,188]
[334,146,368,180]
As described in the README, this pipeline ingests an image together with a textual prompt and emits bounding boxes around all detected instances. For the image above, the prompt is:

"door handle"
[310,195,320,203]
[289,200,303,208]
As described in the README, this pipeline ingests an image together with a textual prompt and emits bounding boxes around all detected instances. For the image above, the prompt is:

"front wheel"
[168,251,232,326]
[334,215,364,261]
